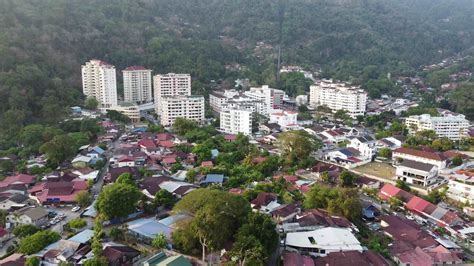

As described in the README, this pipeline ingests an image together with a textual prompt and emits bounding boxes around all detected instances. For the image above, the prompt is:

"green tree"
[173,118,198,136]
[452,155,463,166]
[25,256,40,266]
[186,169,198,183]
[378,147,392,158]
[83,257,109,266]
[277,131,320,166]
[39,134,76,165]
[76,191,92,208]
[172,189,250,262]
[430,138,454,152]
[68,218,87,229]
[84,97,99,110]
[18,230,61,254]
[339,170,357,187]
[109,227,123,241]
[396,180,411,192]
[116,173,135,186]
[96,183,142,220]
[152,233,168,249]
[154,189,175,209]
[12,224,40,238]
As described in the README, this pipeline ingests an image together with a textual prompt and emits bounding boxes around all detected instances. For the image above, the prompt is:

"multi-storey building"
[395,159,438,187]
[153,73,191,114]
[220,109,253,135]
[106,103,141,123]
[209,90,241,112]
[309,79,367,118]
[244,85,285,116]
[160,96,204,126]
[404,114,470,141]
[81,59,118,108]
[269,110,298,128]
[447,170,474,204]
[123,66,152,103]
[393,147,448,169]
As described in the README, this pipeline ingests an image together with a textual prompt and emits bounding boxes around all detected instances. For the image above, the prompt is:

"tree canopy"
[96,183,142,220]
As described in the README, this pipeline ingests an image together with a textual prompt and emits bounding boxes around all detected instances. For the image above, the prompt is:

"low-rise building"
[393,147,448,169]
[104,103,141,123]
[284,227,363,257]
[395,159,438,187]
[347,135,376,159]
[447,170,474,204]
[269,110,298,129]
[6,206,49,227]
[405,114,469,141]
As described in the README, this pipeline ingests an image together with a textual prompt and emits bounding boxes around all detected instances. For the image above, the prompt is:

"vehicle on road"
[71,206,81,212]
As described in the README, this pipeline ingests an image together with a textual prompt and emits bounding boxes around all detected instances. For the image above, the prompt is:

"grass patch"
[355,162,396,179]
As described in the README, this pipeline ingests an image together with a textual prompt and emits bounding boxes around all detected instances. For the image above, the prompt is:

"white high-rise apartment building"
[81,59,118,108]
[309,79,367,118]
[405,114,470,141]
[123,66,152,103]
[220,109,253,135]
[244,85,285,116]
[160,96,205,126]
[154,73,191,114]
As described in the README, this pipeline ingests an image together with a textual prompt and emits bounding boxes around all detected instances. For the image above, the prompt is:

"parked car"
[71,206,81,212]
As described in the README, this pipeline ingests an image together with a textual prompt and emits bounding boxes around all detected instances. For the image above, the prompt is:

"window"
[308,237,316,244]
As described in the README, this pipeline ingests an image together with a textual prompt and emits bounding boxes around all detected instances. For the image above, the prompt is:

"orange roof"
[394,147,447,161]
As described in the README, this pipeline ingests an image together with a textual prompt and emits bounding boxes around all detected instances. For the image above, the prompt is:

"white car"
[71,206,81,212]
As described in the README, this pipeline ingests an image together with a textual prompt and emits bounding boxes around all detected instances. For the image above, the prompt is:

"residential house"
[281,252,314,266]
[395,159,438,187]
[71,155,92,168]
[7,206,48,227]
[200,174,225,186]
[29,179,89,205]
[280,208,354,233]
[0,194,29,211]
[127,214,188,244]
[347,135,376,159]
[377,137,402,150]
[103,243,141,266]
[314,250,390,266]
[284,227,363,257]
[447,169,474,204]
[259,123,281,134]
[320,130,346,144]
[251,192,280,213]
[117,156,136,167]
[393,147,448,169]
[270,204,299,223]
[0,174,35,189]
[106,166,140,183]
[0,253,27,265]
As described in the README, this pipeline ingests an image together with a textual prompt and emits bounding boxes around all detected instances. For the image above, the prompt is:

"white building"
[123,66,153,103]
[404,114,470,141]
[269,110,298,129]
[285,227,363,257]
[220,109,253,135]
[244,85,285,116]
[395,159,438,187]
[160,96,205,126]
[104,103,141,123]
[81,59,118,108]
[6,206,48,228]
[153,73,191,114]
[309,79,367,118]
[347,136,376,159]
[447,171,474,204]
[393,147,448,169]
[209,89,241,112]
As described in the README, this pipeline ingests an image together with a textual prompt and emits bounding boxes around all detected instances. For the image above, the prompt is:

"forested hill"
[0,0,473,128]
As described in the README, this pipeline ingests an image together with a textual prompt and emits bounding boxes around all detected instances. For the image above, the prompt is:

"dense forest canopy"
[0,0,473,130]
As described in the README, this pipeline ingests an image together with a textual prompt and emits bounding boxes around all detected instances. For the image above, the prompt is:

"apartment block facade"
[81,59,118,108]
[405,114,469,141]
[160,96,204,126]
[244,85,285,116]
[309,79,367,118]
[123,66,153,103]
[154,73,191,114]
[220,109,253,135]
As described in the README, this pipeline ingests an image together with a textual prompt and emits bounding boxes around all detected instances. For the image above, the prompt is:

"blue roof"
[68,229,94,244]
[211,149,219,158]
[127,217,171,239]
[91,146,105,154]
[132,127,147,133]
[339,148,353,157]
[201,174,225,184]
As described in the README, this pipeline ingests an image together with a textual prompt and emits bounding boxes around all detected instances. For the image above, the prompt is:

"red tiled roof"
[283,252,315,266]
[156,133,173,141]
[378,184,401,200]
[138,139,157,149]
[406,196,432,214]
[158,140,174,148]
[394,147,447,161]
[224,134,237,141]
[0,174,35,188]
[118,156,135,162]
[251,192,277,207]
[201,161,213,167]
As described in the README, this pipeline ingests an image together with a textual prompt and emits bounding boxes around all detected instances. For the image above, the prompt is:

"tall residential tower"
[123,66,152,103]
[81,59,118,108]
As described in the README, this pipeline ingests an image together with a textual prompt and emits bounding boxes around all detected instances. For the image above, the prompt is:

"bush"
[12,224,40,238]
[68,218,87,229]
[18,230,60,254]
